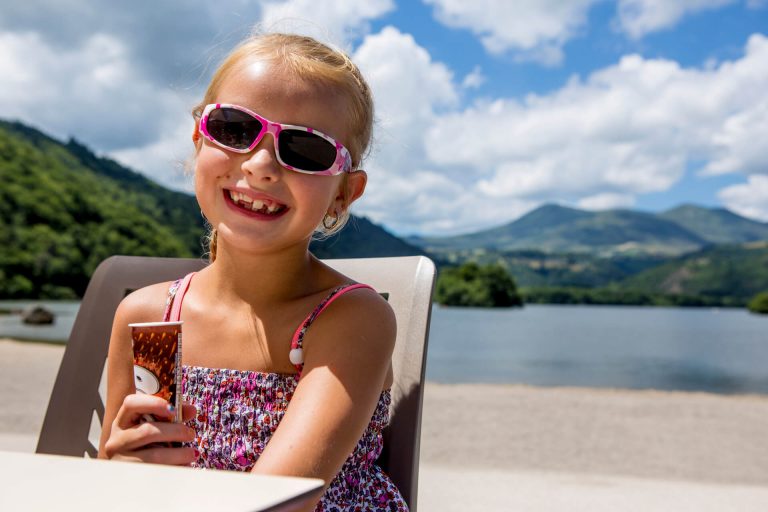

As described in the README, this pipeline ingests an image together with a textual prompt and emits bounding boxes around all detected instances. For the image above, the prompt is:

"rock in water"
[22,306,55,325]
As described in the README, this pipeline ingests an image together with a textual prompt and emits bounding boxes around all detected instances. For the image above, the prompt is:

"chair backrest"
[36,254,435,511]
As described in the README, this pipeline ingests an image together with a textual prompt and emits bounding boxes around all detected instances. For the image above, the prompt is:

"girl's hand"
[102,393,197,465]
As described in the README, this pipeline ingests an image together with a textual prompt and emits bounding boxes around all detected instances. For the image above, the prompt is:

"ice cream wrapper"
[129,321,182,423]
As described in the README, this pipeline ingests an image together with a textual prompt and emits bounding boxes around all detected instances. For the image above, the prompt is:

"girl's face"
[194,59,362,256]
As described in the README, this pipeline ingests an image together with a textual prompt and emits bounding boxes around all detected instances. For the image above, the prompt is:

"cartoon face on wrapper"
[134,364,160,395]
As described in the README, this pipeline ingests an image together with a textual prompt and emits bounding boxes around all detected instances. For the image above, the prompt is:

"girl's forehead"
[220,59,322,99]
[215,59,352,138]
[240,58,270,79]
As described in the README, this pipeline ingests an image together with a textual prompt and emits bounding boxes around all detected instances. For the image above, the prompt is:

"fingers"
[112,446,196,466]
[119,421,197,452]
[104,394,199,463]
[181,402,197,422]
[105,419,196,456]
[116,394,177,428]
[104,420,196,461]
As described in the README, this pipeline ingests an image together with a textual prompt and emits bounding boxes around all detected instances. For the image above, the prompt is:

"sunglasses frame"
[198,103,353,176]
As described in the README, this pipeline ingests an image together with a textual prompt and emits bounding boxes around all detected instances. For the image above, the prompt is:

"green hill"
[659,204,768,245]
[416,204,707,256]
[619,242,768,303]
[0,120,203,298]
[414,203,768,306]
[0,120,423,299]
[310,216,425,258]
[414,203,768,257]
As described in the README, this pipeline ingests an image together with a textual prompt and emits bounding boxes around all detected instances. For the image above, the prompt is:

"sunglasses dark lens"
[278,129,337,172]
[206,107,262,150]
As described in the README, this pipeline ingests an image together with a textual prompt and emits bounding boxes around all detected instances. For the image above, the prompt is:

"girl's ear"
[328,170,367,221]
[327,171,367,222]
[334,170,367,211]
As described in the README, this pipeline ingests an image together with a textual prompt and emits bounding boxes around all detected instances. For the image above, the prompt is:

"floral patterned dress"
[163,273,408,511]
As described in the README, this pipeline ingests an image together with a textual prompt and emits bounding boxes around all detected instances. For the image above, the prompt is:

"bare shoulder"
[106,279,176,382]
[113,280,175,325]
[331,283,395,325]
[107,280,174,361]
[307,284,397,359]
[312,259,397,342]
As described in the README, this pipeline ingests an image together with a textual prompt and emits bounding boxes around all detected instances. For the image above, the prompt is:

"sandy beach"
[2,337,768,510]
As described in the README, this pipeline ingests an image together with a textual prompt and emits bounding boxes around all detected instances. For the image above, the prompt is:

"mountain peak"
[413,201,767,256]
[659,204,768,245]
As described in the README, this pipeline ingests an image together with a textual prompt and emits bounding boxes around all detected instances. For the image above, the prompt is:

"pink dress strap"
[162,272,196,322]
[289,283,373,377]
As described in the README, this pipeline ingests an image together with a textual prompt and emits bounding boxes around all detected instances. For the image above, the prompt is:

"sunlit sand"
[2,338,767,511]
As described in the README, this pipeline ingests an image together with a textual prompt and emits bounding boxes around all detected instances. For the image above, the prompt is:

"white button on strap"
[289,347,304,365]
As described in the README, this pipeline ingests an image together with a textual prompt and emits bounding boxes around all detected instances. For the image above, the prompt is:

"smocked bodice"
[182,365,407,510]
[167,273,407,510]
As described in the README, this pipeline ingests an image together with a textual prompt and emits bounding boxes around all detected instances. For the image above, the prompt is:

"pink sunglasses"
[198,103,352,176]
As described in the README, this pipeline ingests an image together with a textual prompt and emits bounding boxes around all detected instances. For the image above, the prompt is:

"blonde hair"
[193,33,374,261]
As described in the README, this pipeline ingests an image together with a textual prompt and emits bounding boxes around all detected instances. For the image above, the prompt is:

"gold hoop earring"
[322,212,339,230]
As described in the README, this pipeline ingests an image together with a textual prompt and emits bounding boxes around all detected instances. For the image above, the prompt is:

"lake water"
[0,301,80,343]
[2,301,766,394]
[428,304,768,394]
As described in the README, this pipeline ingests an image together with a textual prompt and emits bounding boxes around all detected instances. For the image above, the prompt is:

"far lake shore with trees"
[2,119,767,314]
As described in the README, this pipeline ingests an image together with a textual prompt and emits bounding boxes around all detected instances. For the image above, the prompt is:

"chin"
[215,226,313,257]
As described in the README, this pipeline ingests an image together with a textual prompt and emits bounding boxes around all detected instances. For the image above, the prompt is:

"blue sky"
[0,1,766,235]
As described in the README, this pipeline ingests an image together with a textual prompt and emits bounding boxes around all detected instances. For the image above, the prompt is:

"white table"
[0,451,324,511]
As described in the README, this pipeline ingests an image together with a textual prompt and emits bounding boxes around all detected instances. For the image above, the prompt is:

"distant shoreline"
[2,296,754,309]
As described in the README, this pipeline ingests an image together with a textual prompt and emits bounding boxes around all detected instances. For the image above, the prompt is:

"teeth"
[228,190,283,214]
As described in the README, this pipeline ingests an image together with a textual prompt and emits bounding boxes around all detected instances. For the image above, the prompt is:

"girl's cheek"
[196,147,236,183]
[194,151,224,197]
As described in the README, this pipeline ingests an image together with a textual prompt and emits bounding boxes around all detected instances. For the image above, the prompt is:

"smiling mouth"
[225,190,288,216]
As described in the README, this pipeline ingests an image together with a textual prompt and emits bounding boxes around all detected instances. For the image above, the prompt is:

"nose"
[241,133,282,182]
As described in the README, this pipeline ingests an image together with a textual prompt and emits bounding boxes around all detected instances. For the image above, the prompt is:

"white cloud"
[424,0,598,65]
[719,175,768,221]
[425,0,746,63]
[361,34,768,232]
[578,192,637,210]
[0,2,258,85]
[347,31,768,233]
[350,26,574,234]
[0,31,185,151]
[420,34,768,220]
[260,0,395,48]
[2,2,766,234]
[461,66,485,89]
[355,26,458,138]
[615,0,737,39]
[0,1,395,190]
[354,26,458,178]
[0,28,202,193]
[350,27,542,234]
[703,96,768,175]
[351,27,472,233]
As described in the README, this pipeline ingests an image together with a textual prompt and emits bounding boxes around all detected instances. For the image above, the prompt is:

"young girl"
[98,33,408,511]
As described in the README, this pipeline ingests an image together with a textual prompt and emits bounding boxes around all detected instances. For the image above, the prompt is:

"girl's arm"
[250,287,397,504]
[98,283,196,463]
